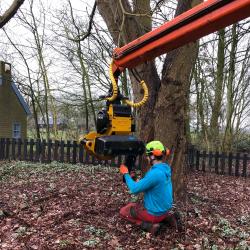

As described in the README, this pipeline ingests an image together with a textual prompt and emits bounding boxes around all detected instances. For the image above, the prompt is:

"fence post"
[5,138,10,160]
[66,140,71,163]
[0,138,5,160]
[23,139,28,161]
[17,138,22,160]
[195,149,200,171]
[228,152,233,176]
[54,140,59,162]
[29,139,34,161]
[3,138,6,159]
[35,139,41,162]
[208,151,212,172]
[48,140,52,163]
[220,152,225,175]
[202,150,206,172]
[79,143,83,163]
[215,151,219,174]
[242,153,247,178]
[41,140,46,163]
[60,140,65,163]
[235,152,240,177]
[11,138,16,160]
[72,141,77,164]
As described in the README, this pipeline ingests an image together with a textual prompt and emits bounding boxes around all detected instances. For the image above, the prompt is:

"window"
[13,122,21,139]
[4,63,11,72]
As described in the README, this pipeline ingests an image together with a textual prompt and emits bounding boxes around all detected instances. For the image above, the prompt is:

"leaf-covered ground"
[0,161,249,250]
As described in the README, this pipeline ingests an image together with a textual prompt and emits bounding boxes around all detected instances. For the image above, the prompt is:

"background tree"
[191,20,250,152]
[48,0,114,137]
[3,29,42,139]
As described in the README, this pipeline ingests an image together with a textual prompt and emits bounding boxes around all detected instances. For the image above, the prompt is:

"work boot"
[140,221,161,236]
[162,211,183,232]
[174,211,184,232]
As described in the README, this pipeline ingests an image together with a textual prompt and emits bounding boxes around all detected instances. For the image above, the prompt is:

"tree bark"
[222,24,238,151]
[209,29,225,151]
[97,0,201,198]
[156,44,199,197]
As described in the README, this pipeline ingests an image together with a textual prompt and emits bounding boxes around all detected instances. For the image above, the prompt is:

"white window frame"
[12,122,21,139]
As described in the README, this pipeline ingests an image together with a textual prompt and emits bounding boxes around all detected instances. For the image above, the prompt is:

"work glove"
[120,164,129,175]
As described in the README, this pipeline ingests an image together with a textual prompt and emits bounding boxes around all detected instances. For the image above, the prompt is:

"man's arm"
[124,171,158,195]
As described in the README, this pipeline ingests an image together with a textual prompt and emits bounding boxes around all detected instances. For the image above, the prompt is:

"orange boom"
[112,0,250,75]
[81,0,250,160]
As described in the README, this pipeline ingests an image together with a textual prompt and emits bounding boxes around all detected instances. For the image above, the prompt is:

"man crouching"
[119,141,179,236]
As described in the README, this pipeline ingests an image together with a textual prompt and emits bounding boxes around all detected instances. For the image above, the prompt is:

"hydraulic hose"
[106,60,118,102]
[125,80,149,108]
[107,60,149,107]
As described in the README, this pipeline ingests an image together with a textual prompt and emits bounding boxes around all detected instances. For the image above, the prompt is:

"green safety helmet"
[146,140,169,157]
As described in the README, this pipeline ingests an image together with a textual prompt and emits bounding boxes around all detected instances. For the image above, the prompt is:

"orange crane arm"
[112,0,250,75]
[81,0,250,160]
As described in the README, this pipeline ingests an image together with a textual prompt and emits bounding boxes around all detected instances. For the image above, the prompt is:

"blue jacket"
[124,162,173,216]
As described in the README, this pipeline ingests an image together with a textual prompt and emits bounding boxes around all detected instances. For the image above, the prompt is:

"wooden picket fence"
[0,138,142,167]
[187,145,250,177]
[0,138,249,177]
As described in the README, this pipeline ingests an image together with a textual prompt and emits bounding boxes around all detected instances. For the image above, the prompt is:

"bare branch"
[68,1,97,42]
[0,0,25,28]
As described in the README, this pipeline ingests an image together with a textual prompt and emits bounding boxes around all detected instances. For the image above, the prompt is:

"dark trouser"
[119,203,169,225]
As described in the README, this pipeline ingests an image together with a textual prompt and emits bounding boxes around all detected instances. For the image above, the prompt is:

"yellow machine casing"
[80,104,135,159]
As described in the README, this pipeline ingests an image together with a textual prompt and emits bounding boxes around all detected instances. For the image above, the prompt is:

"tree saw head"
[79,61,148,160]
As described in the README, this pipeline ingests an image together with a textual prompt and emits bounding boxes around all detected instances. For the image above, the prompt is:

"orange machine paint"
[113,0,250,72]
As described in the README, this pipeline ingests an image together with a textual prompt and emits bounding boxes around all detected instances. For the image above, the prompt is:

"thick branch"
[0,0,25,28]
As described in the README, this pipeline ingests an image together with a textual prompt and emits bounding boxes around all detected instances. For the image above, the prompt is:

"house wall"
[0,61,27,138]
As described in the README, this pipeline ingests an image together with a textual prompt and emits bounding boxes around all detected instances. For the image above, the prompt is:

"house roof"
[11,82,31,115]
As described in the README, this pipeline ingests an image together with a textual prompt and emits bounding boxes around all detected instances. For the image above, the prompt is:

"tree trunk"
[222,24,238,151]
[97,0,201,198]
[155,43,199,198]
[194,57,209,148]
[209,29,225,151]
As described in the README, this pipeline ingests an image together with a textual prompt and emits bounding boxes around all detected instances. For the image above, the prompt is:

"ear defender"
[151,148,171,157]
[166,148,170,156]
[146,142,170,158]
[152,149,163,156]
